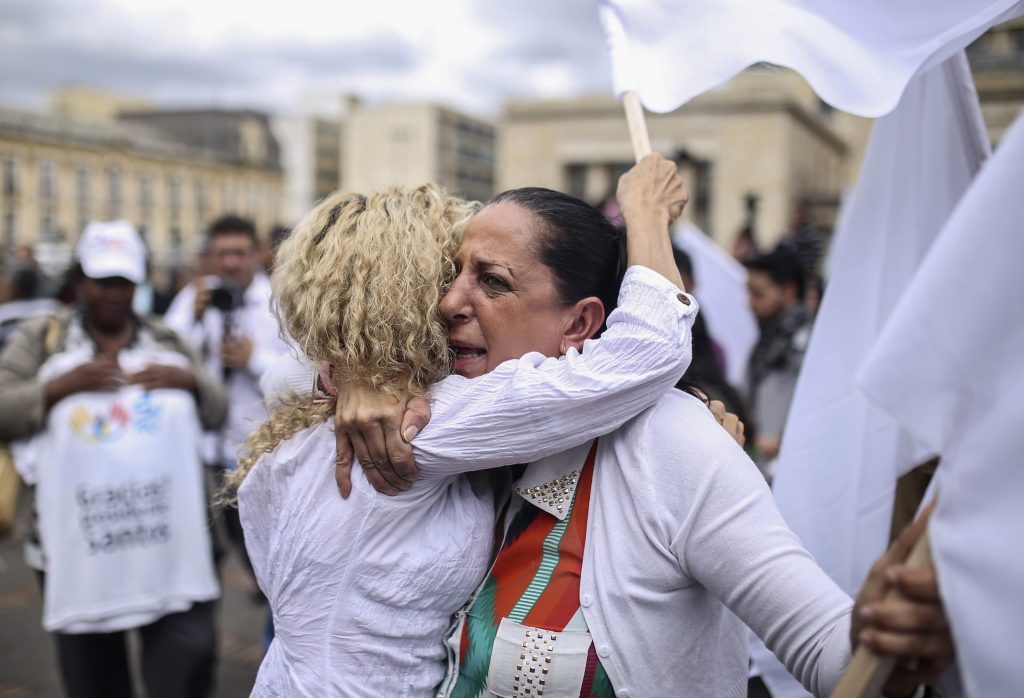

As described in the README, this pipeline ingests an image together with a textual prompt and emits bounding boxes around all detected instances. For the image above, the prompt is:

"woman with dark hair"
[337,157,952,698]
[237,171,698,695]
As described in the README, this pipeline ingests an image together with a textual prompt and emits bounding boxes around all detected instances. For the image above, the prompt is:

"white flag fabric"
[858,110,1024,698]
[672,221,757,387]
[748,53,990,697]
[599,0,1023,116]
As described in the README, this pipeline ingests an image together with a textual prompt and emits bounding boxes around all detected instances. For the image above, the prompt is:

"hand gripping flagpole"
[831,511,934,698]
[623,91,652,162]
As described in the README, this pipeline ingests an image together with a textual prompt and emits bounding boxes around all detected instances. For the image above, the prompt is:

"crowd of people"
[0,216,287,697]
[0,158,947,698]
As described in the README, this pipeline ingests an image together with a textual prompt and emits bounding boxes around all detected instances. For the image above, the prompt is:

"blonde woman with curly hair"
[235,173,699,696]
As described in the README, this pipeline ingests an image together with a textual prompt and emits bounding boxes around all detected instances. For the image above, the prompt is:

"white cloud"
[0,0,611,118]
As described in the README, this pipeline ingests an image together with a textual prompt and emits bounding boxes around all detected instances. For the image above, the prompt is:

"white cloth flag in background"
[599,0,1023,116]
[672,222,756,388]
[858,111,1024,698]
[747,52,990,698]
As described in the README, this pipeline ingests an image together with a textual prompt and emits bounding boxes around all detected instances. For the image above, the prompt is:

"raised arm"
[336,155,694,493]
[410,265,695,478]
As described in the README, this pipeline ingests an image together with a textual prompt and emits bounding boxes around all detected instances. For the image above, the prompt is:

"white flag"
[672,222,757,388]
[599,0,1023,116]
[858,110,1024,698]
[748,53,990,697]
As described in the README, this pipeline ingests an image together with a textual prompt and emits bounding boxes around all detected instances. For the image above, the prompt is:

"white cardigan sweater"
[439,391,854,698]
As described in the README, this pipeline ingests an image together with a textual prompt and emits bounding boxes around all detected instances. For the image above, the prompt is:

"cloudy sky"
[0,0,613,118]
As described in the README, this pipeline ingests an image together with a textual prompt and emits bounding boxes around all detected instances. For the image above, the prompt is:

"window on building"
[3,157,18,198]
[107,166,122,218]
[170,224,183,264]
[138,172,153,210]
[39,159,56,201]
[40,212,55,241]
[3,208,16,252]
[168,175,182,216]
[566,164,587,200]
[76,166,90,204]
[75,166,92,235]
[195,177,208,224]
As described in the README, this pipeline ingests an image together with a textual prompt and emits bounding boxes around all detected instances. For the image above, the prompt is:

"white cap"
[76,220,146,284]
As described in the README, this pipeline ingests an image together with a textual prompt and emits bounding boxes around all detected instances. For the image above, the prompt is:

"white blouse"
[439,391,854,698]
[239,267,698,697]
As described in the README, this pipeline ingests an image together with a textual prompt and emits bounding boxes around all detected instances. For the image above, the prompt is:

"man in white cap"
[0,221,228,698]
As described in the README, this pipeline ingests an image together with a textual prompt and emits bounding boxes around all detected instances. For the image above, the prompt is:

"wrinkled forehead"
[457,202,544,268]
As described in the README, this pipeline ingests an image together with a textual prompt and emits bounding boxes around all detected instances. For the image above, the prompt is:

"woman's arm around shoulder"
[411,265,699,477]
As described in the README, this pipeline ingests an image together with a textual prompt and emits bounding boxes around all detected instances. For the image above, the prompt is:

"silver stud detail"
[515,470,581,514]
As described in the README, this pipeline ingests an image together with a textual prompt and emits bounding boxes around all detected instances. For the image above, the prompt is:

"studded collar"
[511,440,595,521]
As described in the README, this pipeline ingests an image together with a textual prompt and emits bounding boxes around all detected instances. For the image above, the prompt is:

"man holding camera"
[165,216,287,578]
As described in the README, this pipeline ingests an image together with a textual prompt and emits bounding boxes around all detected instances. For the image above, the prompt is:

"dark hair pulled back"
[488,187,626,336]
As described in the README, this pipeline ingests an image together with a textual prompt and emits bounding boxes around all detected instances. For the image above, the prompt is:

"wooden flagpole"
[830,521,933,697]
[623,91,652,162]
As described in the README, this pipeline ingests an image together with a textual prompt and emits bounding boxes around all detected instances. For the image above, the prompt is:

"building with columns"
[498,67,861,250]
[0,97,284,277]
[342,102,495,205]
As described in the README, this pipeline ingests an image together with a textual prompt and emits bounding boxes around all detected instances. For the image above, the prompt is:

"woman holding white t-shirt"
[234,166,699,696]
[336,156,954,698]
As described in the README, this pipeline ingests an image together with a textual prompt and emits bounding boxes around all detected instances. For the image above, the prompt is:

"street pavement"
[0,495,264,697]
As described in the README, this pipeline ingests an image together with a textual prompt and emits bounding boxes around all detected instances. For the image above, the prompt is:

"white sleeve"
[660,404,853,697]
[412,265,698,477]
[163,284,207,354]
[238,455,287,603]
[245,284,288,379]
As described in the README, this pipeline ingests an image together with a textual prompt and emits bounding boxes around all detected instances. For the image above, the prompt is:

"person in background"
[132,258,175,318]
[261,225,290,274]
[804,272,825,317]
[743,247,812,478]
[672,246,752,437]
[0,264,57,349]
[164,215,287,586]
[0,221,227,698]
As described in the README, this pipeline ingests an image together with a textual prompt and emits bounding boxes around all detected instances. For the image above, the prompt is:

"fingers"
[858,626,954,659]
[886,656,955,688]
[723,413,744,447]
[708,400,727,423]
[886,505,932,567]
[860,506,932,605]
[334,432,354,499]
[402,397,431,443]
[860,597,948,634]
[360,418,409,492]
[890,564,943,603]
[346,428,400,496]
[380,409,416,486]
[708,400,746,447]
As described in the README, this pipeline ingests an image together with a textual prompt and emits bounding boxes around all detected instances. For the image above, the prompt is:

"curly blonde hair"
[226,184,476,495]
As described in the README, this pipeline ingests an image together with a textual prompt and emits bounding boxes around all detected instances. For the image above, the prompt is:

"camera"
[209,284,242,312]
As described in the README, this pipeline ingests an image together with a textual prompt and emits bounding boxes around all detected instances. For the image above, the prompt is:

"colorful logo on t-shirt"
[68,394,164,443]
[69,402,131,443]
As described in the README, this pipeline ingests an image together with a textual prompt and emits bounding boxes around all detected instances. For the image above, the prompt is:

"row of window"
[2,157,274,226]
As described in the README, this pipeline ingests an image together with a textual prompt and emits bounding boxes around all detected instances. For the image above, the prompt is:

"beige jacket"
[0,309,228,442]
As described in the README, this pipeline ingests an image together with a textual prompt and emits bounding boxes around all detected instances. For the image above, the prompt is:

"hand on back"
[332,376,431,498]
